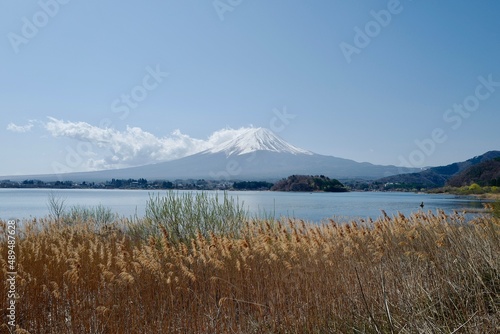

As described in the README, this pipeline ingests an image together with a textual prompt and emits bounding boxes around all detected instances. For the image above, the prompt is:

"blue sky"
[1,0,499,176]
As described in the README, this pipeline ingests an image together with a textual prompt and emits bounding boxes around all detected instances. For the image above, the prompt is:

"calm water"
[0,189,487,222]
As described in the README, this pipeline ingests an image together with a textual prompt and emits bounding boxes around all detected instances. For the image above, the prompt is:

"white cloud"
[7,121,34,133]
[43,117,254,170]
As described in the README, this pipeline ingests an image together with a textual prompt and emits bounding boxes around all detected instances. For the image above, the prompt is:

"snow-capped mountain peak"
[205,127,312,156]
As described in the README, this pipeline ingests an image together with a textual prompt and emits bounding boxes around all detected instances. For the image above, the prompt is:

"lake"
[0,189,488,223]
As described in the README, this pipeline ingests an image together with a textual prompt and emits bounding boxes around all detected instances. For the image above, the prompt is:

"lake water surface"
[0,189,488,222]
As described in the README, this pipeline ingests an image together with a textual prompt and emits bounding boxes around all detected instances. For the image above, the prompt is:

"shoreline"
[470,193,500,200]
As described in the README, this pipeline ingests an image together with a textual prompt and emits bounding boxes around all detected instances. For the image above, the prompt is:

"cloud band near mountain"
[8,117,257,171]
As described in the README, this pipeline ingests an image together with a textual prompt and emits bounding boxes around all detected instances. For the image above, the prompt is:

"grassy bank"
[1,194,499,333]
[428,184,500,197]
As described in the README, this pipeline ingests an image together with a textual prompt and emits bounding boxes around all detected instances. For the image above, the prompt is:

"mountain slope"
[446,157,500,187]
[15,150,415,182]
[4,128,419,182]
[377,151,500,188]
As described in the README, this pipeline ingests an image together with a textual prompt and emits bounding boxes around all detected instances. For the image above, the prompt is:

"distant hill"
[376,151,500,189]
[446,157,500,187]
[271,175,348,192]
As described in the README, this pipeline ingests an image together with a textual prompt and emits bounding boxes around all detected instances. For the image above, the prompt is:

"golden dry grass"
[1,211,499,333]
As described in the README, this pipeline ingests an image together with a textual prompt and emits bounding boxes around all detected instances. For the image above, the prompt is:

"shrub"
[46,192,66,221]
[142,190,247,243]
[46,193,117,231]
[468,183,483,193]
[64,204,117,230]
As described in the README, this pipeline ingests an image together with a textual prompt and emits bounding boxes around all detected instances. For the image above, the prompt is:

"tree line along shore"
[0,175,349,192]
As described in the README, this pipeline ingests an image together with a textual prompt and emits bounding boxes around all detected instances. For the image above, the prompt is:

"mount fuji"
[10,128,419,182]
[204,127,312,156]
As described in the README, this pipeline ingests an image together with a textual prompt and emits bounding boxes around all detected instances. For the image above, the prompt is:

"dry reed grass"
[1,210,499,333]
